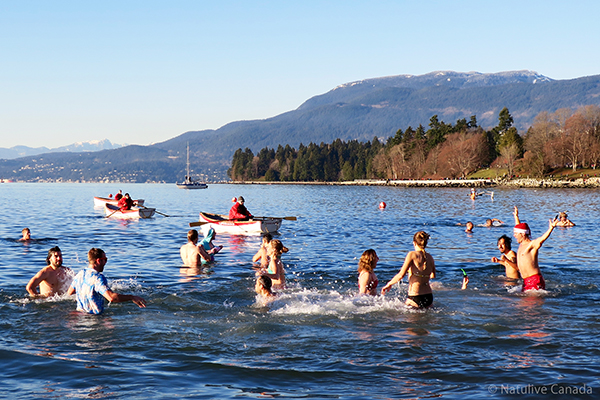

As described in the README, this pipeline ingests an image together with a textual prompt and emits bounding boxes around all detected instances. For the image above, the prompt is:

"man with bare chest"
[512,206,559,292]
[26,246,73,297]
[180,229,211,267]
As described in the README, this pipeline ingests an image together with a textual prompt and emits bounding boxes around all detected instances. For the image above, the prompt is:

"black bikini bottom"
[407,293,433,309]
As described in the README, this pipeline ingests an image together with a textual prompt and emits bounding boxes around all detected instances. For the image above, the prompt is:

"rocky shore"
[229,177,600,188]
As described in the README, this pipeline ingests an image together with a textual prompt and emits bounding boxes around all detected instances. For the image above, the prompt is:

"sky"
[1,0,600,149]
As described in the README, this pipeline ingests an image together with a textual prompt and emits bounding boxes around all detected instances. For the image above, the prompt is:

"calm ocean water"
[1,183,599,399]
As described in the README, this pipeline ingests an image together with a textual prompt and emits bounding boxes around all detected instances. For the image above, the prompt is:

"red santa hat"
[513,223,530,234]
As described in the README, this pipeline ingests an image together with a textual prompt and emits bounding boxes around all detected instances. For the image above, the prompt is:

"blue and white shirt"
[70,268,110,314]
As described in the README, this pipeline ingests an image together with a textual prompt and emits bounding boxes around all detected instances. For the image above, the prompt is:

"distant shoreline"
[4,177,600,188]
[227,177,600,188]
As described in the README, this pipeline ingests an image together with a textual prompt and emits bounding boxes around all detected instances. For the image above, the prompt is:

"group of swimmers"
[25,246,146,314]
[353,205,570,309]
[22,197,573,312]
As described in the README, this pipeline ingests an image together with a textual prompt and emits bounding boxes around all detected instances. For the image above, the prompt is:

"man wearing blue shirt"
[68,248,146,314]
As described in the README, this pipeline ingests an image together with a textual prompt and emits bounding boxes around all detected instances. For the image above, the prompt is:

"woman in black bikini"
[381,231,436,309]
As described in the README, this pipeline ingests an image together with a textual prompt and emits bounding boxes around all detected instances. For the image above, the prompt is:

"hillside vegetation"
[229,106,600,182]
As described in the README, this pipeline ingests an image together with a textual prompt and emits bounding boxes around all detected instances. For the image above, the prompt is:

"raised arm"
[531,218,559,250]
[513,206,520,225]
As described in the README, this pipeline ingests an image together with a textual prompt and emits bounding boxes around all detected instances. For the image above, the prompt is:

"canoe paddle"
[254,216,297,221]
[188,216,296,228]
[105,209,120,218]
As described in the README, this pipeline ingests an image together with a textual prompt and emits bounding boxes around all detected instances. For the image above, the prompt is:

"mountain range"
[0,139,123,160]
[2,70,600,182]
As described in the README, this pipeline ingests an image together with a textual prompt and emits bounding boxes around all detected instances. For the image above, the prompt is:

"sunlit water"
[1,183,599,399]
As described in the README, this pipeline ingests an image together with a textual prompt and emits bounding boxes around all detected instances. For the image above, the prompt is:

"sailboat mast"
[186,143,190,178]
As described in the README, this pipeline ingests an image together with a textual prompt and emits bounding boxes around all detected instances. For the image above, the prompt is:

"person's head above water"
[413,231,430,249]
[358,249,378,273]
[21,227,31,241]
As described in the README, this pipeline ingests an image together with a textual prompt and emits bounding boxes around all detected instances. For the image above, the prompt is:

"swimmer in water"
[255,275,276,301]
[253,233,273,269]
[556,212,575,227]
[357,249,379,296]
[464,221,474,233]
[381,231,435,309]
[256,239,288,289]
[491,235,520,280]
[484,218,504,227]
[26,246,73,298]
[19,227,31,242]
[513,206,559,292]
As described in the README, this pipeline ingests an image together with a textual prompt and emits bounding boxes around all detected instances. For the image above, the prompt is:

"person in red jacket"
[118,193,134,211]
[229,196,253,220]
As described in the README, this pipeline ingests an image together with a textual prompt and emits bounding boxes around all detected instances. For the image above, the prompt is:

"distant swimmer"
[26,246,73,298]
[19,227,31,242]
[457,221,474,233]
[513,206,559,292]
[470,188,494,200]
[470,188,478,200]
[491,235,520,280]
[381,231,435,309]
[556,212,575,227]
[67,248,146,314]
[357,249,379,296]
[484,218,504,227]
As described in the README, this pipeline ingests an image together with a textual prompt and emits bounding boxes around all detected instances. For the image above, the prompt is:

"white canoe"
[104,203,155,219]
[94,196,145,208]
[197,212,281,235]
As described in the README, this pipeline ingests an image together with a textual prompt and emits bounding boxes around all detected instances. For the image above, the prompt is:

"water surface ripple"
[1,183,598,399]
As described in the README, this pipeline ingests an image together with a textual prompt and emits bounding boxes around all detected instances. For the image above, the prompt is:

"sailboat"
[176,143,208,189]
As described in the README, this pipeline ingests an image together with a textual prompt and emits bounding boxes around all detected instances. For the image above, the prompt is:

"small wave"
[269,287,412,317]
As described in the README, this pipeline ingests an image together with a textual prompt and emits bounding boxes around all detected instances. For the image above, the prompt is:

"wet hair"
[559,212,568,219]
[262,233,273,243]
[88,248,106,262]
[46,246,61,265]
[258,275,273,293]
[187,229,199,242]
[413,231,430,249]
[498,235,512,250]
[358,249,378,273]
[270,239,289,257]
[22,227,30,234]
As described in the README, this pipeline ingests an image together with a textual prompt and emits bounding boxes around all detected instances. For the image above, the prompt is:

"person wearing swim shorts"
[381,231,435,309]
[512,206,559,292]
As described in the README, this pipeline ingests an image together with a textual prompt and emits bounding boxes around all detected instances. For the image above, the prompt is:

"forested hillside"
[229,105,600,181]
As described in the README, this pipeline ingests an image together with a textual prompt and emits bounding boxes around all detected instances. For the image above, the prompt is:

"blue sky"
[1,0,599,149]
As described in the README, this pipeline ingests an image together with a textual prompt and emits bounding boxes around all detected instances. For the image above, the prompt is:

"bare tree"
[499,142,520,177]
[436,131,487,178]
[561,114,592,171]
